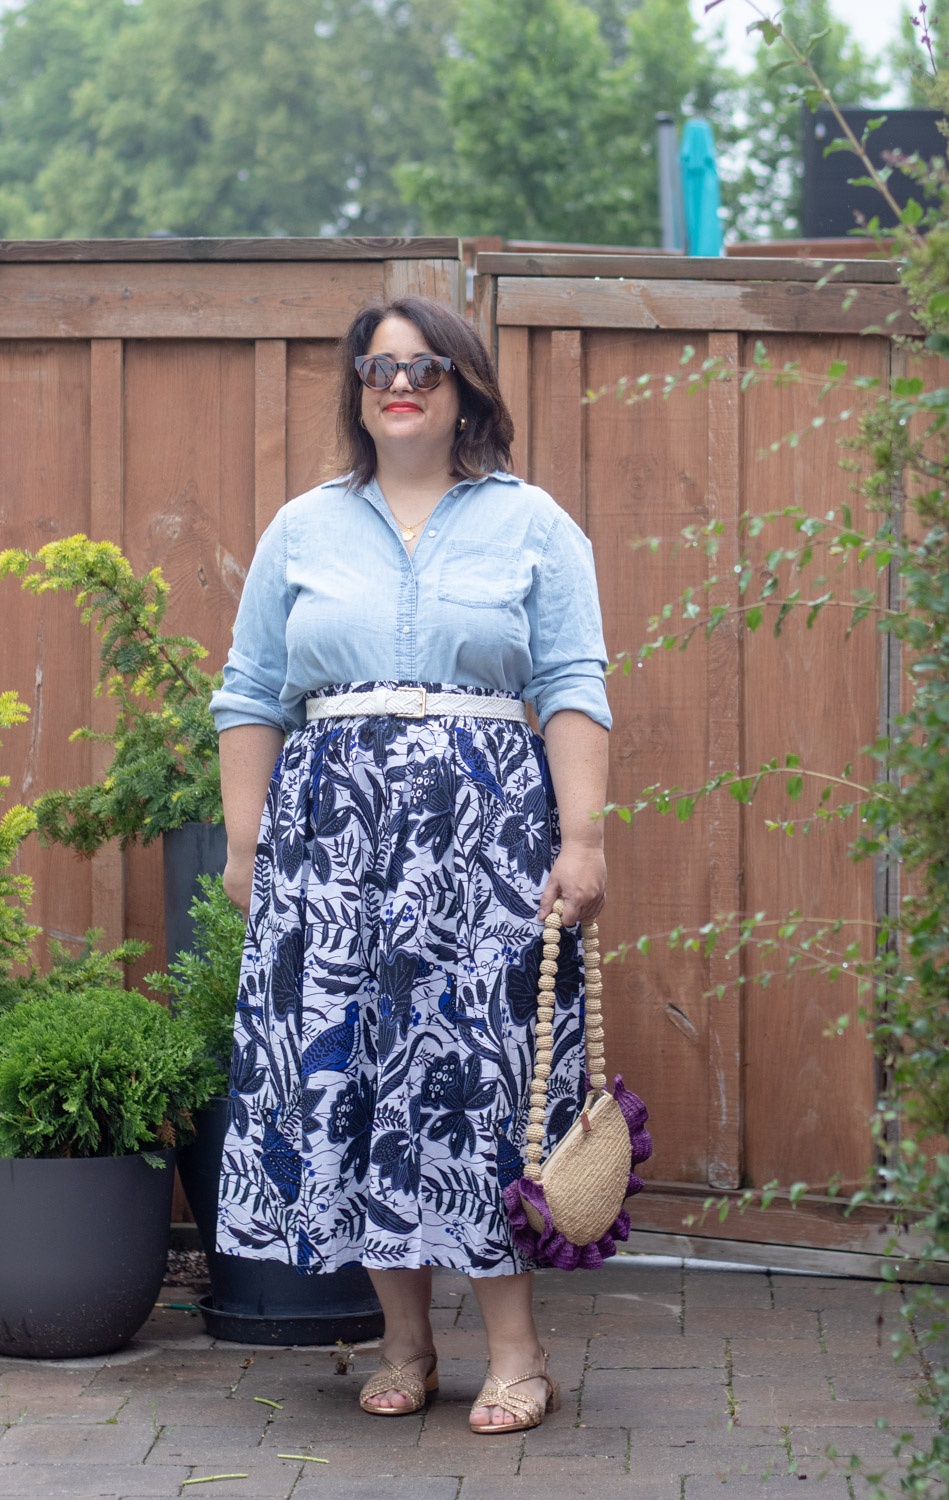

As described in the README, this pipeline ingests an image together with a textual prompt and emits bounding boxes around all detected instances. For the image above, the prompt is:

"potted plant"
[0,536,227,958]
[149,877,384,1347]
[0,689,218,1360]
[0,984,218,1358]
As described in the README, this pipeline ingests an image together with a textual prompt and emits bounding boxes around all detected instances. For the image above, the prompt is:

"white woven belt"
[306,687,527,723]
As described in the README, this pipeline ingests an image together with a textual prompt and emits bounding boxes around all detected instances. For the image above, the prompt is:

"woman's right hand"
[223,849,255,918]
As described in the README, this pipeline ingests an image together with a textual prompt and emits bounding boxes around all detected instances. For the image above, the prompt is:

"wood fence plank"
[88,339,126,953]
[497,327,530,480]
[527,331,552,495]
[121,341,256,989]
[383,257,466,310]
[254,340,287,537]
[0,341,95,966]
[740,331,884,1194]
[286,340,343,497]
[705,332,742,1190]
[0,237,462,263]
[472,272,497,362]
[0,262,387,339]
[584,329,712,1186]
[478,252,901,283]
[496,276,916,336]
[548,330,585,527]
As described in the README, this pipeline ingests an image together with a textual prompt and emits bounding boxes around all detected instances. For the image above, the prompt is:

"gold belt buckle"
[392,686,427,718]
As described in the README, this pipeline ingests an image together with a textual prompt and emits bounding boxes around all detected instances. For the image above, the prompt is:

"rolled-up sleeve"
[524,513,612,733]
[209,509,301,734]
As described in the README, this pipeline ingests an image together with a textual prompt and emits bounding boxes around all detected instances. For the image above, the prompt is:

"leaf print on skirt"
[216,681,587,1277]
[423,1051,496,1159]
[371,1095,422,1197]
[227,1040,267,1137]
[328,1074,375,1183]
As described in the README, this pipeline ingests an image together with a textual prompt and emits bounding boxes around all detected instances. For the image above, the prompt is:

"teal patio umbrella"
[679,116,723,257]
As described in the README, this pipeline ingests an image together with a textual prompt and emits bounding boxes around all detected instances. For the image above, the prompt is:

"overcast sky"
[693,0,922,99]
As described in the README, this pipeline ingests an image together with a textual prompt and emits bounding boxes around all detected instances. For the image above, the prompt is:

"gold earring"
[457,416,468,433]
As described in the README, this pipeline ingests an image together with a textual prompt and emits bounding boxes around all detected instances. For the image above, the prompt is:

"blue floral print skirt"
[217,681,587,1277]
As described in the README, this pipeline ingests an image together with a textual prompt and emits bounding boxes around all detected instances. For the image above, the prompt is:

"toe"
[369,1387,405,1409]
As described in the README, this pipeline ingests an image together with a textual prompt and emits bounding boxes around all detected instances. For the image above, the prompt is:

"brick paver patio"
[0,1257,940,1499]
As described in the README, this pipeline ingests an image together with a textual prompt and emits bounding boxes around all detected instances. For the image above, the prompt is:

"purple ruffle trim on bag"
[502,1076,652,1271]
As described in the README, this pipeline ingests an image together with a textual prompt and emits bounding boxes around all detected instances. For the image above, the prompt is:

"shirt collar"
[330,468,519,499]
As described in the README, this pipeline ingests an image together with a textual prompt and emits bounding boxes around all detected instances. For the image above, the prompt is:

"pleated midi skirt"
[216,681,587,1277]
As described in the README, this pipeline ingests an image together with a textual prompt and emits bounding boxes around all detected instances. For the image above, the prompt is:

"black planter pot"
[177,1097,384,1346]
[162,821,228,967]
[0,1150,176,1359]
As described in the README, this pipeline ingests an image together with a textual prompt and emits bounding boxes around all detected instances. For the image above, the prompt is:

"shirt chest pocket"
[437,541,525,608]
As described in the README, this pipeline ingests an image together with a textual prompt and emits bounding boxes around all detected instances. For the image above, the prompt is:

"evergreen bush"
[146,874,245,1090]
[0,929,149,1015]
[0,986,218,1158]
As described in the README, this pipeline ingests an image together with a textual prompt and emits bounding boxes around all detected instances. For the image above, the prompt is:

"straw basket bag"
[502,899,652,1270]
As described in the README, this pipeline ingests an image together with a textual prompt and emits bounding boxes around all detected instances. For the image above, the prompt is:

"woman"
[210,295,611,1434]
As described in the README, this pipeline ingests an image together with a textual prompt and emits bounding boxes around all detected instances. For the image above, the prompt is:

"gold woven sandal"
[358,1346,438,1417]
[469,1351,561,1435]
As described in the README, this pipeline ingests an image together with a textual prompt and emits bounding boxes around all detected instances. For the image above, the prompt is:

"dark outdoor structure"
[803,106,944,237]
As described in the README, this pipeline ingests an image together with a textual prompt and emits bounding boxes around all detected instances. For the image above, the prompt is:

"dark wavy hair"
[337,295,514,488]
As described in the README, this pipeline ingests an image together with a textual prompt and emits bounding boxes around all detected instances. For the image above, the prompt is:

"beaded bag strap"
[523,897,606,1183]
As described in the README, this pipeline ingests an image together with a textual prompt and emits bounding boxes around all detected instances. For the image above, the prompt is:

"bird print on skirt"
[301,1000,361,1078]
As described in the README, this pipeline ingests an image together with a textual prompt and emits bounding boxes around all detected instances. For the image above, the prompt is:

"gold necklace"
[389,504,436,541]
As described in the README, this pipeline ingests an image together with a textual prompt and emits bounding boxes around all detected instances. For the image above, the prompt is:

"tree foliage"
[0,0,459,237]
[398,0,732,244]
[0,0,136,236]
[723,0,884,241]
[0,0,734,245]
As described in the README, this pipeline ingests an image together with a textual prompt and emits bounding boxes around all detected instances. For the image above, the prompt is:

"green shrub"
[0,691,39,1001]
[0,689,146,1014]
[147,874,244,1089]
[0,987,218,1158]
[592,21,949,1493]
[0,536,221,853]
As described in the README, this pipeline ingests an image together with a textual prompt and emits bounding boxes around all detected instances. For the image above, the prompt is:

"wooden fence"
[474,252,913,1269]
[0,236,463,979]
[0,241,915,1269]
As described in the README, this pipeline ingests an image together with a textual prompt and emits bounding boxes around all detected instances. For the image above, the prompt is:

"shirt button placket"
[396,560,417,679]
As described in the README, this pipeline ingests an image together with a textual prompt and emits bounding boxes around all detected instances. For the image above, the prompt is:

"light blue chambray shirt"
[209,470,612,735]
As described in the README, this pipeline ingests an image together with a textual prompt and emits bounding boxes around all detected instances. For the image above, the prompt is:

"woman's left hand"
[538,843,607,928]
